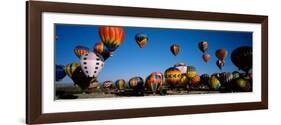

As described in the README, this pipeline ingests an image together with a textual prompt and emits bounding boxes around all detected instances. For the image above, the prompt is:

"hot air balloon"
[231,46,252,73]
[179,75,188,87]
[215,48,228,61]
[200,74,210,86]
[74,45,89,58]
[72,66,96,91]
[93,42,112,61]
[220,72,233,83]
[129,77,144,91]
[146,73,163,95]
[232,71,240,79]
[170,44,180,56]
[65,62,80,79]
[190,75,201,86]
[135,33,148,48]
[186,66,197,79]
[174,62,187,74]
[115,79,125,92]
[99,26,125,52]
[198,41,208,53]
[103,80,113,89]
[209,76,221,90]
[164,67,181,89]
[80,52,104,78]
[202,53,210,63]
[56,64,66,81]
[235,78,251,92]
[216,60,224,70]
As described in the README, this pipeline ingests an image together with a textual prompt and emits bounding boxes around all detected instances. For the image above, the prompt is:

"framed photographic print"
[26,1,268,124]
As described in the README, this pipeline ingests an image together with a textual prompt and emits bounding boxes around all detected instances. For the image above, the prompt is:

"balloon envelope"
[164,67,181,86]
[174,62,187,74]
[198,41,208,53]
[99,26,125,51]
[65,62,80,79]
[115,79,125,91]
[93,42,112,61]
[202,53,211,63]
[72,67,95,91]
[146,73,163,93]
[129,77,144,90]
[135,33,148,48]
[103,80,113,89]
[80,52,104,78]
[170,44,180,56]
[74,45,89,58]
[216,60,224,70]
[231,46,252,73]
[56,64,66,81]
[215,48,228,61]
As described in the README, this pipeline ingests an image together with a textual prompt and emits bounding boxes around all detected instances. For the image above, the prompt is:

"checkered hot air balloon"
[99,26,125,52]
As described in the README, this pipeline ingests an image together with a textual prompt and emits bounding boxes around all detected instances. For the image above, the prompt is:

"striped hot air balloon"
[99,26,125,52]
[170,44,180,56]
[198,41,208,53]
[146,73,163,95]
[115,79,125,92]
[74,45,89,58]
[164,67,181,88]
[64,62,80,79]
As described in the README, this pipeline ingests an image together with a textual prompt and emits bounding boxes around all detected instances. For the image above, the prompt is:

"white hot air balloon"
[174,62,187,74]
[80,52,104,77]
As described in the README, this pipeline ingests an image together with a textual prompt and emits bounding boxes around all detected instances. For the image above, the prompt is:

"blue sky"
[55,24,252,83]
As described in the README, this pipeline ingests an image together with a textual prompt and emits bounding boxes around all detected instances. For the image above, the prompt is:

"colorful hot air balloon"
[170,44,180,56]
[146,73,163,95]
[135,33,148,48]
[93,42,112,61]
[71,66,96,91]
[174,62,187,74]
[179,75,188,87]
[231,46,252,73]
[103,80,113,89]
[220,72,233,83]
[202,53,211,63]
[164,67,181,88]
[215,48,228,61]
[190,75,201,86]
[198,41,208,53]
[56,64,66,81]
[129,77,144,91]
[80,52,104,77]
[99,26,125,51]
[209,76,221,90]
[65,62,80,79]
[115,79,125,92]
[74,45,89,58]
[186,66,197,79]
[216,60,224,70]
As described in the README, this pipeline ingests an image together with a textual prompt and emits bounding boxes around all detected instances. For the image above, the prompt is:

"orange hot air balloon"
[93,42,112,60]
[170,44,180,56]
[202,53,210,63]
[99,26,125,52]
[190,75,201,86]
[215,48,228,61]
[74,45,89,58]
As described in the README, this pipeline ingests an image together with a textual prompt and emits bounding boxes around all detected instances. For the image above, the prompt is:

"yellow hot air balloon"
[64,62,80,79]
[186,66,196,79]
[164,67,181,89]
[209,76,221,90]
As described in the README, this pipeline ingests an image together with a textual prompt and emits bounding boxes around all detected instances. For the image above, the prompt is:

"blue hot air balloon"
[56,64,66,81]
